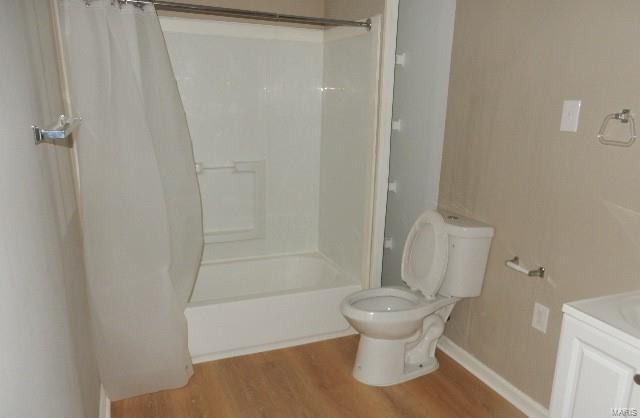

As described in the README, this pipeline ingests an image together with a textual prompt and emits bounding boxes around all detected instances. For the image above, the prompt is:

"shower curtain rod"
[121,0,372,30]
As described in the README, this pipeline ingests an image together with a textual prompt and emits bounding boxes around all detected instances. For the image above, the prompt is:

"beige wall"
[440,0,640,407]
[325,0,385,19]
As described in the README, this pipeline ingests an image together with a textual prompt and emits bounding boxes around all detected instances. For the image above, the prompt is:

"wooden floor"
[112,336,525,418]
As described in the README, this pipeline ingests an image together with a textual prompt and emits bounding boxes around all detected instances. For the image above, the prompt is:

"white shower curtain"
[59,0,203,400]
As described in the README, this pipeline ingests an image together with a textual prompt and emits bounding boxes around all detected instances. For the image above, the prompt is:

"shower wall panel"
[162,17,323,261]
[318,20,381,285]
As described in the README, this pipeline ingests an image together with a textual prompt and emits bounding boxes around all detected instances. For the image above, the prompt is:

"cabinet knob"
[634,374,640,385]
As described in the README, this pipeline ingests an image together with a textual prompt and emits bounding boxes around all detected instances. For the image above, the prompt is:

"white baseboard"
[99,384,110,418]
[437,336,549,418]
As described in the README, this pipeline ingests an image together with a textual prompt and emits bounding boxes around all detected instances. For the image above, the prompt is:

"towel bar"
[32,114,82,145]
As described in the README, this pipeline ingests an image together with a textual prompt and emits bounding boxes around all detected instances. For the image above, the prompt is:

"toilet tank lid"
[439,210,495,238]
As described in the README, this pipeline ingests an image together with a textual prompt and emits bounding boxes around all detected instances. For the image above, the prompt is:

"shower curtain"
[59,0,203,400]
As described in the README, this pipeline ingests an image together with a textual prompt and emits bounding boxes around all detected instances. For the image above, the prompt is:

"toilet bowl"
[341,210,494,386]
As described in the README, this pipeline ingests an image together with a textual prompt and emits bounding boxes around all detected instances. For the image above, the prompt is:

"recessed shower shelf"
[195,160,266,244]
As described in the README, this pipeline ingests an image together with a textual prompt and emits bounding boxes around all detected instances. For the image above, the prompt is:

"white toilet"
[341,209,494,386]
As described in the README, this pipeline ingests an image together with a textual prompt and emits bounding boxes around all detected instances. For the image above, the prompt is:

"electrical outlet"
[560,100,582,132]
[532,302,550,333]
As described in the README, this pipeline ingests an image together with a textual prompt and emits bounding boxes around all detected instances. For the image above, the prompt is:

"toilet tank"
[438,210,495,298]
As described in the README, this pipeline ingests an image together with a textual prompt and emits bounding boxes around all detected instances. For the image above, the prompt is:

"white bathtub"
[186,253,360,363]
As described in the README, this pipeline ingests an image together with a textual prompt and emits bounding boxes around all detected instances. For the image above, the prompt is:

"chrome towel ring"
[597,109,636,147]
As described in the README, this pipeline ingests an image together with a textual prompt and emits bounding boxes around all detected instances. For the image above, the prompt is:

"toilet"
[341,209,494,386]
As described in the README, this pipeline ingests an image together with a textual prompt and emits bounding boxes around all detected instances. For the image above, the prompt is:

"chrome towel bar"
[505,256,545,278]
[32,114,82,145]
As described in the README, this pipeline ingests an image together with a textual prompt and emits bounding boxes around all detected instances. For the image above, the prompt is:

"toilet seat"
[341,287,455,325]
[340,286,458,342]
[352,294,416,312]
[401,210,449,299]
[341,210,452,327]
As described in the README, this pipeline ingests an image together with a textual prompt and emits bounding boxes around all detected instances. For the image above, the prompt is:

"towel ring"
[597,109,636,147]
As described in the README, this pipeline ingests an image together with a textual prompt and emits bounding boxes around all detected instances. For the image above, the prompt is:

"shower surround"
[161,16,382,361]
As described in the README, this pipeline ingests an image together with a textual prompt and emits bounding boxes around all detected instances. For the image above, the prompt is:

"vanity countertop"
[564,290,640,348]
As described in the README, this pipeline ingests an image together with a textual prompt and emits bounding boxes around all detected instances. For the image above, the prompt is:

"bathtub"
[186,253,360,363]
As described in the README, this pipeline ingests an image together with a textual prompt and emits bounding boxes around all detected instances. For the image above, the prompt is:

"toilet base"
[352,335,439,386]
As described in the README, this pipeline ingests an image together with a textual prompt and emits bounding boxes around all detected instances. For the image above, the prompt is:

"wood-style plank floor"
[112,336,525,418]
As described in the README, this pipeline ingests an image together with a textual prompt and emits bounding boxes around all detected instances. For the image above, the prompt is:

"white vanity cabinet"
[550,293,640,418]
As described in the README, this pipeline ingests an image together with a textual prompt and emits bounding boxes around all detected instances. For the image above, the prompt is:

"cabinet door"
[550,316,640,418]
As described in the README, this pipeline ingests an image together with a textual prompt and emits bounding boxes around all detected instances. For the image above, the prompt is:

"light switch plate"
[560,100,582,132]
[532,302,550,333]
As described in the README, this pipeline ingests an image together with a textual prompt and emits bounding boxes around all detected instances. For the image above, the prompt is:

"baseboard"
[437,336,549,418]
[99,384,110,418]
